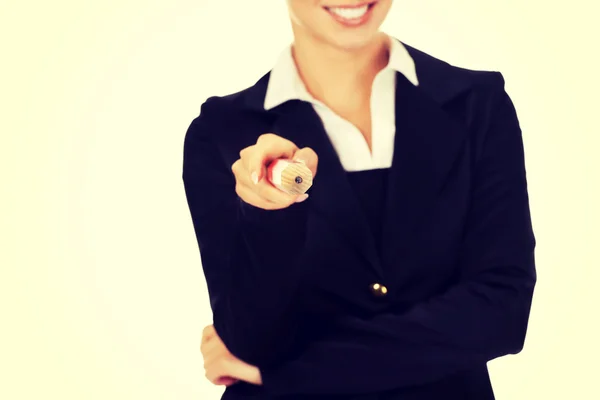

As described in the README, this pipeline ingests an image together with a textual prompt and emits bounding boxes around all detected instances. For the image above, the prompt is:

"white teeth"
[328,5,369,20]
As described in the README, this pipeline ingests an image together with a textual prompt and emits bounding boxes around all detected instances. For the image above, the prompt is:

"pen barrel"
[267,159,313,195]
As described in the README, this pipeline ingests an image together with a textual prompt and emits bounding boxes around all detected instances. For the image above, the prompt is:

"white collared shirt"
[264,36,419,172]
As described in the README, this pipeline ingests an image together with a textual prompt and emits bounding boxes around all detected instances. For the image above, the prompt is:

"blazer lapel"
[268,100,384,275]
[381,69,470,265]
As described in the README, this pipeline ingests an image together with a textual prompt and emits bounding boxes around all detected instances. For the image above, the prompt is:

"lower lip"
[325,3,376,27]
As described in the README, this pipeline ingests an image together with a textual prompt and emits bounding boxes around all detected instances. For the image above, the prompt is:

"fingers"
[204,355,255,386]
[233,134,318,210]
[201,330,232,385]
[202,325,215,337]
[201,335,224,362]
[245,134,298,182]
[201,336,242,386]
[200,328,230,366]
[293,147,319,178]
[200,333,260,387]
[201,325,216,344]
[200,325,218,347]
[235,183,296,210]
[233,160,297,208]
[214,376,238,386]
[204,356,235,385]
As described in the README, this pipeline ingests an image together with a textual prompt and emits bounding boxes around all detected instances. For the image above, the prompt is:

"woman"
[182,0,537,399]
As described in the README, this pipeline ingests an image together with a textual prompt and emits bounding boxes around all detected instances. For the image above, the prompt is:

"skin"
[201,326,259,386]
[202,0,394,387]
[232,134,318,210]
[287,0,393,151]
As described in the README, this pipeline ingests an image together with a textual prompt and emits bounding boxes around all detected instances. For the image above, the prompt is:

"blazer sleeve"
[259,72,537,395]
[182,98,312,367]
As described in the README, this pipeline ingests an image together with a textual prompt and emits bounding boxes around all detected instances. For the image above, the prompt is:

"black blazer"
[182,39,536,400]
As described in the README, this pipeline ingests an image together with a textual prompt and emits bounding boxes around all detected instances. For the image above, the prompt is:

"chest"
[218,71,477,321]
[331,101,373,146]
[310,72,397,172]
[297,153,471,322]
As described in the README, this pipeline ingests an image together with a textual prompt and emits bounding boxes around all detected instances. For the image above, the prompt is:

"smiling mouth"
[323,1,377,21]
[323,1,378,25]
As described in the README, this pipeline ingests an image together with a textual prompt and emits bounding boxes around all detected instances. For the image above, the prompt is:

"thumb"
[292,147,318,178]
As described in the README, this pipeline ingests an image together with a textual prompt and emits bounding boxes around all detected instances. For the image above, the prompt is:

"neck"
[290,31,391,105]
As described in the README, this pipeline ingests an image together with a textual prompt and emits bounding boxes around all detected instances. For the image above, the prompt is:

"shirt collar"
[264,35,419,110]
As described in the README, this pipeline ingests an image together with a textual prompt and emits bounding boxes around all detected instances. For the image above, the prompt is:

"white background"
[2,0,599,399]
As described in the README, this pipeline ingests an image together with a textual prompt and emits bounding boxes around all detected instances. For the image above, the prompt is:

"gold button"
[370,283,388,297]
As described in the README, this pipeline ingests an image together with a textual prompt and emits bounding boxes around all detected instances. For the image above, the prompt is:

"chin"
[324,30,383,51]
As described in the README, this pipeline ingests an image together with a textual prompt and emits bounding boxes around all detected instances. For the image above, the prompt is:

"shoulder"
[195,71,270,123]
[402,40,506,105]
[183,73,273,169]
[186,72,271,142]
[404,42,514,136]
[402,42,521,163]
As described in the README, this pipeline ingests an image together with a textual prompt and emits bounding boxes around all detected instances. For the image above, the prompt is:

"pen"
[266,159,313,195]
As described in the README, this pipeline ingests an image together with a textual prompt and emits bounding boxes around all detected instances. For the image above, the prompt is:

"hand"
[232,133,318,210]
[201,325,263,386]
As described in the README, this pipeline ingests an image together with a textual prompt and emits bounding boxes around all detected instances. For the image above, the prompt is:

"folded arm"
[182,98,311,367]
[259,72,537,395]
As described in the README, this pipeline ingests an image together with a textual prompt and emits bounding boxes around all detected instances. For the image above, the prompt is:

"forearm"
[183,104,313,366]
[207,200,312,366]
[259,264,535,395]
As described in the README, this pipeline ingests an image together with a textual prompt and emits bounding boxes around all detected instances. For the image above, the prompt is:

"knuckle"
[257,133,274,143]
[304,147,317,159]
[240,145,255,160]
[231,159,241,174]
[247,148,262,165]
